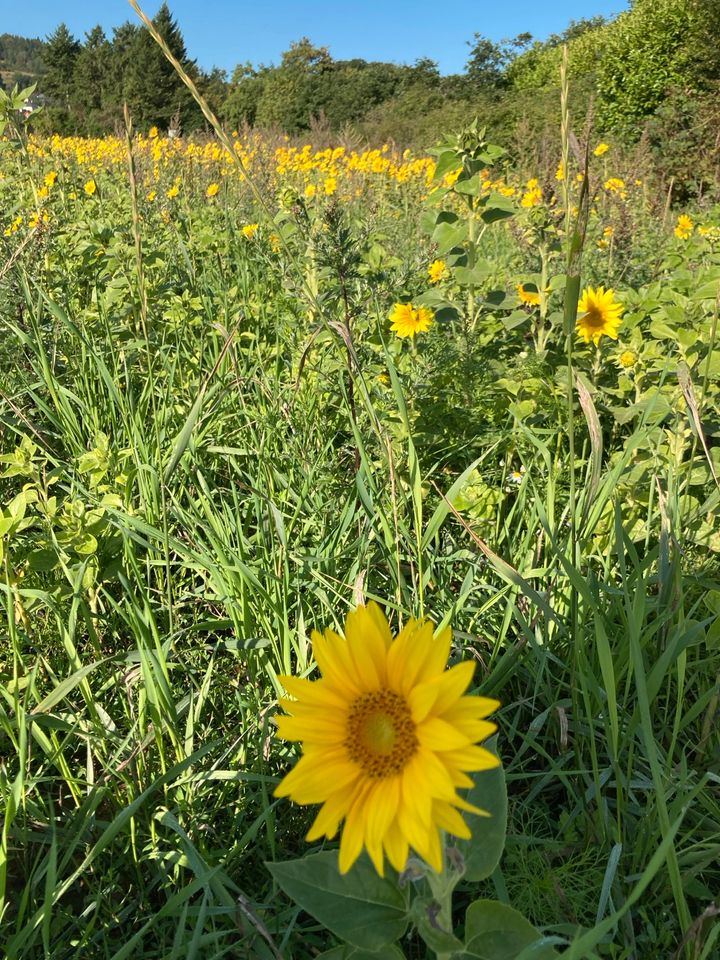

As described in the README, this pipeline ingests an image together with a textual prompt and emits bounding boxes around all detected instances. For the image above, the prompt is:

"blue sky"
[9,1,629,76]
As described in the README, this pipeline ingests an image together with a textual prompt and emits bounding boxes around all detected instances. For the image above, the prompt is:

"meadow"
[0,69,719,960]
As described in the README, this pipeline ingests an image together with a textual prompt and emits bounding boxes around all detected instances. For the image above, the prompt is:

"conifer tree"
[72,26,111,133]
[43,23,80,108]
[123,3,200,132]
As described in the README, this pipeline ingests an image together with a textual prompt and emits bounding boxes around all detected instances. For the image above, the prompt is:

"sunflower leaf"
[457,736,507,882]
[458,900,560,959]
[314,946,406,959]
[266,851,409,951]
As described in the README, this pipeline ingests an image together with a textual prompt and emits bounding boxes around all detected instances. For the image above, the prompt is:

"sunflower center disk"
[583,308,605,329]
[345,689,418,778]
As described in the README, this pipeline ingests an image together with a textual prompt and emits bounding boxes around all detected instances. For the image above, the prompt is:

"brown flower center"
[345,689,418,778]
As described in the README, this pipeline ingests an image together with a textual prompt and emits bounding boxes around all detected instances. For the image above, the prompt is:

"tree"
[222,62,266,128]
[42,23,80,108]
[255,38,333,131]
[123,3,200,132]
[104,21,139,120]
[72,26,111,133]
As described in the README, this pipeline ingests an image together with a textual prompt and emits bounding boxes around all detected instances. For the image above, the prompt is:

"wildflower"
[576,286,624,346]
[603,178,625,194]
[84,179,97,196]
[428,259,447,284]
[443,167,462,188]
[674,214,693,240]
[274,602,500,876]
[242,223,259,239]
[206,182,220,198]
[618,350,636,369]
[304,183,317,199]
[593,143,610,157]
[555,161,564,181]
[149,126,158,139]
[521,187,542,208]
[509,466,526,484]
[269,233,281,253]
[44,171,57,188]
[389,303,433,338]
[146,190,156,202]
[37,185,49,200]
[324,177,337,196]
[517,284,541,306]
[166,184,179,199]
[526,178,539,189]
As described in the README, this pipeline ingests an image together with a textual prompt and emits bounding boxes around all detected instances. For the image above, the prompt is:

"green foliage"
[123,2,202,132]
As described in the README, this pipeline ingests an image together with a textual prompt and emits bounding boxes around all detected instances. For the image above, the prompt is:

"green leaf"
[267,851,409,951]
[314,947,405,960]
[433,221,468,255]
[459,900,559,959]
[457,737,506,882]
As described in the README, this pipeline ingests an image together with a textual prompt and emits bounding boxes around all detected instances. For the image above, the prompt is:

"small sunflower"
[674,214,693,240]
[428,259,447,284]
[389,303,433,339]
[206,182,220,198]
[274,602,500,877]
[576,286,624,346]
[617,350,636,370]
[517,284,541,306]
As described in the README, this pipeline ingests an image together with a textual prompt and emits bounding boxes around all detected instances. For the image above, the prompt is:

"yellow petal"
[384,821,410,873]
[439,744,500,771]
[416,717,471,751]
[275,715,345,745]
[433,800,471,839]
[306,786,355,841]
[338,787,368,874]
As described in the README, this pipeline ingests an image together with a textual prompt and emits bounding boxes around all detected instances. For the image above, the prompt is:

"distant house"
[18,91,47,118]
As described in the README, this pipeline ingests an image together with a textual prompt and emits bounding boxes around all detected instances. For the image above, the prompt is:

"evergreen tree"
[104,22,139,121]
[42,23,80,108]
[72,26,111,133]
[123,3,200,132]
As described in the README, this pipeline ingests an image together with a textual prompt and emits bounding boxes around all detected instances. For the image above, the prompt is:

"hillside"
[0,32,45,90]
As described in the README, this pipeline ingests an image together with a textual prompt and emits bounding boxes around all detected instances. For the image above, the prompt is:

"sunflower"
[428,259,447,284]
[674,214,693,240]
[517,284,541,306]
[274,602,500,877]
[389,303,433,339]
[576,286,624,346]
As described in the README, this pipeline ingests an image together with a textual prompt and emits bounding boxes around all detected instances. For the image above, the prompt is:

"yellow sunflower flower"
[242,222,259,239]
[576,286,624,345]
[517,284,541,306]
[274,602,500,876]
[84,179,96,196]
[520,186,542,208]
[593,142,610,157]
[389,303,433,338]
[206,182,220,198]
[428,259,447,284]
[674,214,693,240]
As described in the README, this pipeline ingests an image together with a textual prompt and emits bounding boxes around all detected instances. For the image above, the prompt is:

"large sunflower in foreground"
[576,285,624,346]
[274,602,500,877]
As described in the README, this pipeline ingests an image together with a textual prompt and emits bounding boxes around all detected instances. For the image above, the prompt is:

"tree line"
[6,0,720,150]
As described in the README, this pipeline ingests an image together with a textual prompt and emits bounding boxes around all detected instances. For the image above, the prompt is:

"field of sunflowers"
[1,100,720,960]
